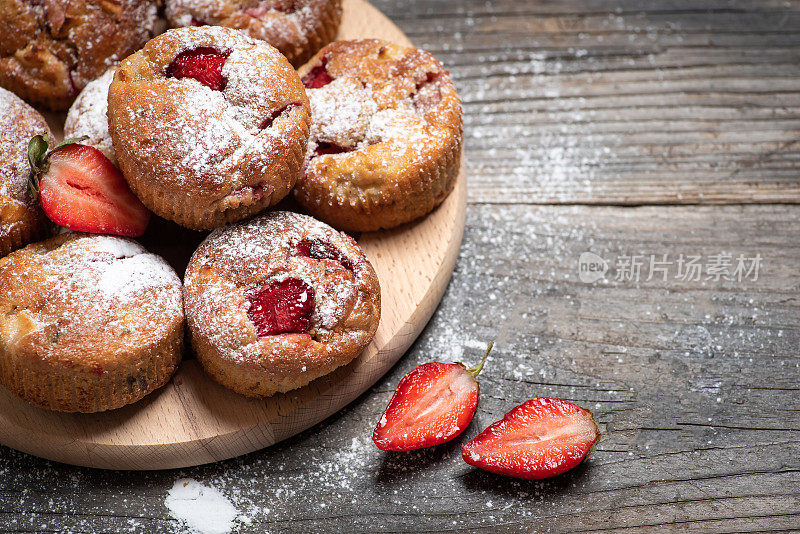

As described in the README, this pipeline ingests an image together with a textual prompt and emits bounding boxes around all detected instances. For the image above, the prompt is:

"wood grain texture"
[1,1,799,533]
[0,0,465,470]
[383,0,800,205]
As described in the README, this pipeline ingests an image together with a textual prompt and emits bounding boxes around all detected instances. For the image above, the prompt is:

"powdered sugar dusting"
[0,88,50,209]
[307,78,378,150]
[184,211,379,385]
[39,235,182,309]
[165,0,330,65]
[64,68,117,165]
[188,211,372,343]
[111,26,308,205]
[96,253,182,299]
[306,78,428,161]
[8,0,158,100]
[0,234,184,357]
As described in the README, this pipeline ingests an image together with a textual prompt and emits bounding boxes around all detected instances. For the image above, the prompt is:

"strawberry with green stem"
[373,342,494,451]
[27,135,150,237]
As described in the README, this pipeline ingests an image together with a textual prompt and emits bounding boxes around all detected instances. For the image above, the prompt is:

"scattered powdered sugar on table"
[165,479,240,534]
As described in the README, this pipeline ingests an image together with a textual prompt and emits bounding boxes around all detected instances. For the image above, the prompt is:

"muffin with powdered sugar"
[165,0,342,67]
[0,87,53,258]
[0,233,184,412]
[64,67,117,166]
[0,0,159,110]
[108,26,311,230]
[295,39,463,232]
[184,211,380,398]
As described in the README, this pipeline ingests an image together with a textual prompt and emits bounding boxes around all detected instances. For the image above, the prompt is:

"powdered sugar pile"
[165,479,240,534]
[28,235,184,344]
[48,235,181,303]
[96,252,183,299]
[64,67,117,164]
[307,78,378,149]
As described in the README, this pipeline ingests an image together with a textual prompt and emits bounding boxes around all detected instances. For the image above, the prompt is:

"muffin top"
[0,233,184,373]
[108,26,310,205]
[186,210,380,353]
[165,0,343,66]
[300,39,462,176]
[184,210,380,395]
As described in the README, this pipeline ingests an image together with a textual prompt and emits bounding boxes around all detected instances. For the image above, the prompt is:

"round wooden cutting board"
[0,0,466,470]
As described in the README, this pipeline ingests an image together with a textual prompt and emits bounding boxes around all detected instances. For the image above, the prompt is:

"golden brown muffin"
[184,211,380,397]
[108,26,311,230]
[0,0,160,110]
[0,233,185,412]
[294,39,463,232]
[64,66,118,166]
[165,0,342,67]
[0,87,53,259]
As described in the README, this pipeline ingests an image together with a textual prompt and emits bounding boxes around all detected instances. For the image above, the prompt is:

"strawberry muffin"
[64,67,117,166]
[295,39,463,232]
[108,26,311,230]
[165,0,342,67]
[0,233,185,413]
[0,0,159,110]
[0,88,52,258]
[184,211,380,397]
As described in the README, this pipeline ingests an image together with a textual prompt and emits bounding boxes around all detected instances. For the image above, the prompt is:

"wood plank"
[1,204,797,532]
[371,0,800,205]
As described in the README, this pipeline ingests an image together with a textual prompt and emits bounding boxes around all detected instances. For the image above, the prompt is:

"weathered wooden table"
[2,1,799,532]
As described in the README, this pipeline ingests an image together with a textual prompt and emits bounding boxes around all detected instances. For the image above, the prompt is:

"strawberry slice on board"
[461,397,600,480]
[373,343,494,451]
[27,135,151,237]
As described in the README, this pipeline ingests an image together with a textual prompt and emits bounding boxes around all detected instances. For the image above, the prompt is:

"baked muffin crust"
[0,0,159,110]
[0,233,184,412]
[108,26,311,230]
[0,87,52,258]
[166,0,342,67]
[64,67,118,165]
[294,39,463,232]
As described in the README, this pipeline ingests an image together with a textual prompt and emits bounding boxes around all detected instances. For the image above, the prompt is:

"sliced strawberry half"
[166,47,230,91]
[27,135,150,237]
[247,278,315,337]
[461,397,600,480]
[373,343,493,451]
